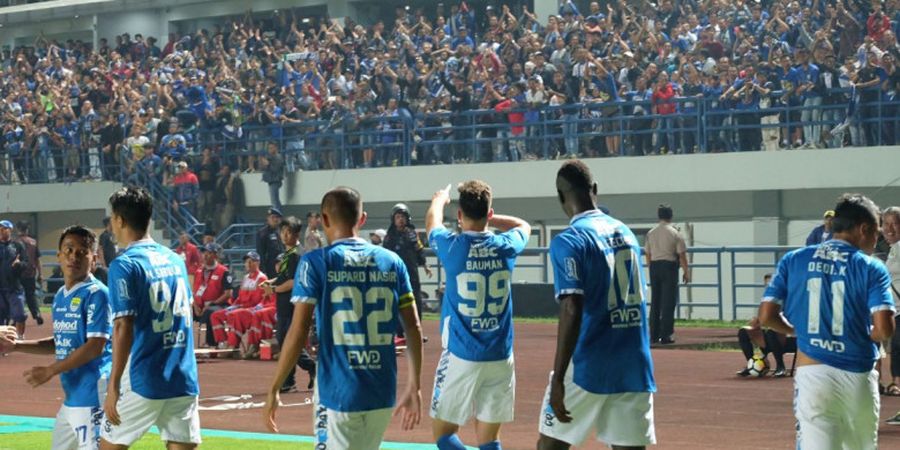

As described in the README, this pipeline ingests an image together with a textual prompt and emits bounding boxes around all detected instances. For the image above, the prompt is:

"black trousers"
[892,316,900,379]
[196,305,224,347]
[21,277,41,319]
[649,260,678,342]
[738,328,798,369]
[276,296,316,389]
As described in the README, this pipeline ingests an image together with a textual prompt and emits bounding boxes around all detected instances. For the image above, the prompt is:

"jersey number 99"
[331,287,395,346]
[456,270,511,317]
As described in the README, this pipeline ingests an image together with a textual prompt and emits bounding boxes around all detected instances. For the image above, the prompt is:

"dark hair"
[16,220,29,234]
[109,187,153,234]
[557,160,593,193]
[306,211,321,219]
[322,187,362,226]
[658,204,674,221]
[831,193,880,234]
[458,180,492,221]
[58,225,98,252]
[279,216,304,235]
[102,216,111,227]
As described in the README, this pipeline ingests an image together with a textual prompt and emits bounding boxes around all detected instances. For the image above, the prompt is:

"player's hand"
[24,366,55,387]
[432,184,452,205]
[105,389,121,426]
[393,386,421,430]
[263,389,281,433]
[0,326,17,352]
[549,379,572,423]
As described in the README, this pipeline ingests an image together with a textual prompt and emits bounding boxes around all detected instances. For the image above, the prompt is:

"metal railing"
[3,88,899,185]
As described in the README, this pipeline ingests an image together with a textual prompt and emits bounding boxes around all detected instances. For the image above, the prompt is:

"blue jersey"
[428,227,528,361]
[52,276,112,407]
[550,210,656,395]
[291,238,414,412]
[108,240,199,399]
[763,240,895,372]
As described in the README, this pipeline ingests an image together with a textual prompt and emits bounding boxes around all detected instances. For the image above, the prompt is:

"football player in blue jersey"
[3,225,112,450]
[538,160,657,450]
[424,181,530,450]
[760,193,895,450]
[263,186,424,449]
[100,187,201,450]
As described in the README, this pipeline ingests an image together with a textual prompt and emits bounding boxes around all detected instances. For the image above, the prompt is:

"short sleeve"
[550,234,584,300]
[674,229,687,254]
[85,286,112,339]
[108,258,136,319]
[222,270,234,287]
[497,227,529,257]
[762,254,790,306]
[291,252,322,305]
[395,258,415,309]
[867,260,896,315]
[428,226,453,260]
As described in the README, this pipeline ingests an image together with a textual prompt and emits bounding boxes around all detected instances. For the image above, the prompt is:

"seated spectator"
[737,274,798,378]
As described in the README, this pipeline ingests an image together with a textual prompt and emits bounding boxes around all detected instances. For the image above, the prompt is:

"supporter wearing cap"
[370,228,387,246]
[806,210,836,246]
[256,207,285,278]
[209,250,269,351]
[192,242,234,347]
[0,219,28,337]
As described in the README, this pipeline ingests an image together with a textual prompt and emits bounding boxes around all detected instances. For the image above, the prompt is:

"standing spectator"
[196,147,220,227]
[651,73,677,154]
[14,221,43,325]
[175,232,202,284]
[883,207,900,425]
[304,211,326,251]
[256,208,284,279]
[0,220,28,337]
[213,164,245,232]
[369,229,386,246]
[261,142,285,210]
[98,217,117,269]
[645,204,691,345]
[192,243,234,348]
[805,210,835,246]
[172,161,199,217]
[383,203,432,343]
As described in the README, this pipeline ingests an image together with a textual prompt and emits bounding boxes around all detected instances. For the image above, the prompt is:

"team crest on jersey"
[564,257,579,281]
[70,297,81,312]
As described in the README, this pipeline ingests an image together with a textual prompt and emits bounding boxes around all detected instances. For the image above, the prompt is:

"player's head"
[322,187,367,235]
[658,204,674,221]
[555,160,597,218]
[108,186,153,242]
[830,193,881,254]
[243,251,261,273]
[279,216,303,247]
[883,206,900,245]
[57,225,97,283]
[457,180,493,228]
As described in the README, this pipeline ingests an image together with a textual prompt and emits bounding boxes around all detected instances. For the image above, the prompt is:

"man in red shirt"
[175,233,202,284]
[210,251,268,349]
[651,72,677,154]
[173,161,200,217]
[192,243,234,347]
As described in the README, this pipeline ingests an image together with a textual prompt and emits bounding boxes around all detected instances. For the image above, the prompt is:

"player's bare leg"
[474,419,502,447]
[166,441,198,450]
[100,439,127,450]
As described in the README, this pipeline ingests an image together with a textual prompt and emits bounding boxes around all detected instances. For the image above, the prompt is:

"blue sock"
[437,433,466,450]
[479,441,501,450]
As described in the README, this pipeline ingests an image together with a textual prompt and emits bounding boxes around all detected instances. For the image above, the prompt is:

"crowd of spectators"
[1,0,899,227]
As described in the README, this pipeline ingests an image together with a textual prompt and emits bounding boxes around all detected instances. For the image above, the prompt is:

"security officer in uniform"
[256,207,285,278]
[383,203,431,342]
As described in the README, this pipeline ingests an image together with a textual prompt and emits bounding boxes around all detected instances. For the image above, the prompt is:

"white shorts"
[538,369,656,447]
[430,350,515,425]
[312,403,392,450]
[53,405,104,450]
[794,364,880,450]
[101,391,201,446]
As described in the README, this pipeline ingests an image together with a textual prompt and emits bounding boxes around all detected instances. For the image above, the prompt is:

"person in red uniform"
[175,232,202,284]
[210,251,267,348]
[192,243,233,347]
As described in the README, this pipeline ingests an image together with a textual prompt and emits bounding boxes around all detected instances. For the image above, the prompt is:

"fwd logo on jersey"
[162,329,188,349]
[810,338,846,353]
[347,349,382,370]
[471,317,500,332]
[610,307,643,329]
